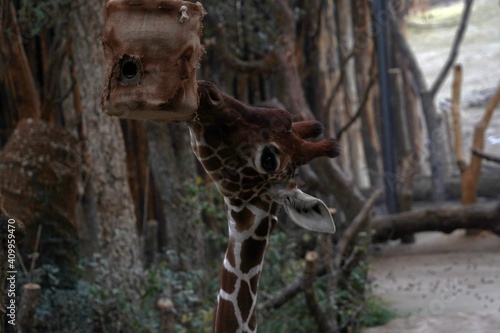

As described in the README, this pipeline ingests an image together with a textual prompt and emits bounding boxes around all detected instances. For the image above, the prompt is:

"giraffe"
[189,81,339,333]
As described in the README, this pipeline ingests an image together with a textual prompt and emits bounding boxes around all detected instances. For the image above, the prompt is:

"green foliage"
[258,296,316,333]
[185,179,226,227]
[36,281,94,333]
[259,228,394,332]
[29,231,384,332]
[185,179,228,255]
[28,181,384,332]
[358,297,396,328]
[30,251,221,333]
[256,231,318,333]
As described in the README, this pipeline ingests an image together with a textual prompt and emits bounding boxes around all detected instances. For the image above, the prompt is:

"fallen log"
[360,173,500,201]
[371,201,500,242]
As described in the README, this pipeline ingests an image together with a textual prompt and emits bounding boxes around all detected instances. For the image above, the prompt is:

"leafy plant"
[358,297,396,327]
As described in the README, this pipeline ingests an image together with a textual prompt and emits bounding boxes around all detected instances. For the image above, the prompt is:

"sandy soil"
[363,2,500,332]
[364,231,500,332]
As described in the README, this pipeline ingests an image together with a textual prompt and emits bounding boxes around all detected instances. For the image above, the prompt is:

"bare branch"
[336,44,377,142]
[335,189,383,267]
[211,23,276,74]
[481,83,500,126]
[336,67,377,141]
[325,49,355,119]
[258,274,310,314]
[461,84,500,204]
[430,0,475,97]
[472,149,500,164]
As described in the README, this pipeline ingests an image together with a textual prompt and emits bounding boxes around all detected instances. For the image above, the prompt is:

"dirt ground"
[363,1,500,332]
[364,231,500,333]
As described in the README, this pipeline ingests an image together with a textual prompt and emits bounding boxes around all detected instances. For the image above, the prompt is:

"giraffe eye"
[255,145,280,174]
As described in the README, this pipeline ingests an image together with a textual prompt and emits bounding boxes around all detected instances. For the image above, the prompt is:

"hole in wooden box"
[118,55,142,85]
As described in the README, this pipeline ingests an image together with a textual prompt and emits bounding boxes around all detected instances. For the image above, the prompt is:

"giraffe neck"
[214,196,278,333]
[187,118,279,332]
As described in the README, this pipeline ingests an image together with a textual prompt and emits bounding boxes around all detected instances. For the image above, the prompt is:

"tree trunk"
[0,3,41,120]
[0,119,80,286]
[69,0,142,297]
[420,92,449,201]
[145,122,206,271]
[352,0,383,188]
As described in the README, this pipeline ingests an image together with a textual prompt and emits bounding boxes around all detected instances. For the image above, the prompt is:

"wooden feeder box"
[101,0,206,122]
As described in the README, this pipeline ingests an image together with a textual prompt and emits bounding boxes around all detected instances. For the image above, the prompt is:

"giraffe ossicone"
[188,81,339,332]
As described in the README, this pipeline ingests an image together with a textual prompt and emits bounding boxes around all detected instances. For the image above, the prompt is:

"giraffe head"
[189,81,339,233]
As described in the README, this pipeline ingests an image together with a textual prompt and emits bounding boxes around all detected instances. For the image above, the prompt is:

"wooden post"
[157,297,176,333]
[303,251,336,333]
[18,283,41,333]
[451,64,500,235]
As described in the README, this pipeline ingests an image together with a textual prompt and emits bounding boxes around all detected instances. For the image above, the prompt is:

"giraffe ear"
[283,189,336,234]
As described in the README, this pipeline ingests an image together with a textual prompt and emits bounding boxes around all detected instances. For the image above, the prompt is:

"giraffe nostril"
[207,90,221,105]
